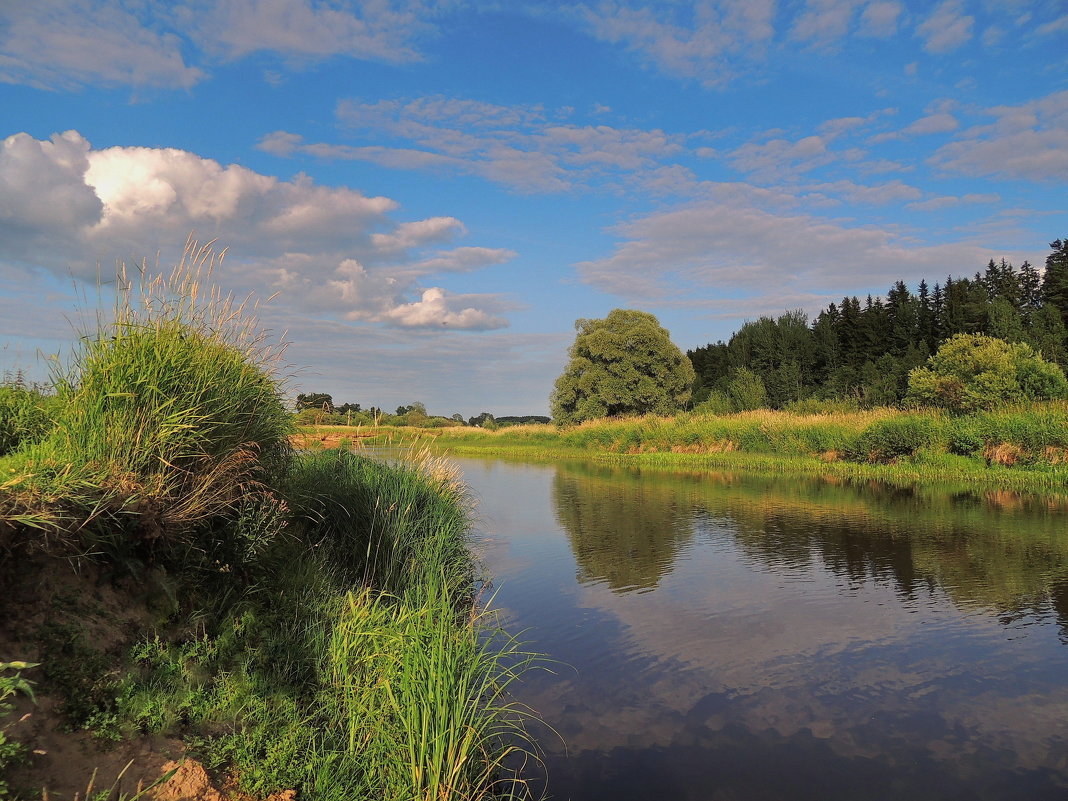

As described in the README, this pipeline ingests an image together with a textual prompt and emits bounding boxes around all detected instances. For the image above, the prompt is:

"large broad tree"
[550,309,695,425]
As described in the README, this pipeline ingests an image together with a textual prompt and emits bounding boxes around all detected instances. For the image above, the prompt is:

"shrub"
[726,369,768,412]
[906,334,1068,414]
[853,415,944,462]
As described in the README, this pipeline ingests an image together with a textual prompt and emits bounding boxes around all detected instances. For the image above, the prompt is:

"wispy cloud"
[578,0,775,88]
[930,89,1068,181]
[915,0,974,53]
[260,96,685,193]
[0,0,203,89]
[0,130,513,330]
[576,199,1027,303]
[0,0,448,90]
[858,1,904,38]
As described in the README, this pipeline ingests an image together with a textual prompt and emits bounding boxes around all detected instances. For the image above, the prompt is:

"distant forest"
[688,239,1068,408]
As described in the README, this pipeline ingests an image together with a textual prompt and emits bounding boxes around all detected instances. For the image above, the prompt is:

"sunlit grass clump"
[1,240,291,553]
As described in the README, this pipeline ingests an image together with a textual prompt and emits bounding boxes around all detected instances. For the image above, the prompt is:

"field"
[297,402,1068,495]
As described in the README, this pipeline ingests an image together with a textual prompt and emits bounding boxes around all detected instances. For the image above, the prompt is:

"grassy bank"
[300,403,1068,494]
[0,243,537,800]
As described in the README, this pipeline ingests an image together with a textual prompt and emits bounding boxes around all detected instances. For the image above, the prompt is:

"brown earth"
[0,555,294,800]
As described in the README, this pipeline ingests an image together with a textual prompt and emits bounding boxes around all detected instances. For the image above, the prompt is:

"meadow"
[298,402,1068,495]
[0,242,538,800]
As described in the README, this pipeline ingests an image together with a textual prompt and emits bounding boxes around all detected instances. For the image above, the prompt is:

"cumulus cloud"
[915,0,974,53]
[576,199,1024,304]
[930,90,1068,181]
[0,130,512,330]
[259,96,685,193]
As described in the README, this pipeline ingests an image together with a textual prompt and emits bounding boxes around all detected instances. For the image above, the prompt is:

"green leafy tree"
[726,368,767,411]
[295,392,333,411]
[550,309,695,425]
[905,333,1068,413]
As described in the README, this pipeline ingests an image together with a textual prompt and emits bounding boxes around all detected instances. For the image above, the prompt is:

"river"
[454,455,1068,801]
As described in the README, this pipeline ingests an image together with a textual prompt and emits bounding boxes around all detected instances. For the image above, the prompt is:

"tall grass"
[404,403,1068,491]
[0,381,57,457]
[1,238,291,555]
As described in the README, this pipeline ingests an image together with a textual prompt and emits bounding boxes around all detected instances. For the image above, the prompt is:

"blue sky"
[1,0,1066,416]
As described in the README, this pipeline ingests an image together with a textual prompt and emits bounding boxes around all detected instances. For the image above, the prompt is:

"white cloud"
[858,1,903,37]
[183,0,442,64]
[0,0,446,90]
[869,112,959,142]
[1035,14,1068,36]
[0,0,203,89]
[791,0,864,47]
[916,0,974,53]
[260,96,685,193]
[578,0,774,88]
[576,199,1023,304]
[0,131,512,330]
[930,90,1068,181]
[803,179,923,204]
[906,193,1000,211]
[726,135,836,180]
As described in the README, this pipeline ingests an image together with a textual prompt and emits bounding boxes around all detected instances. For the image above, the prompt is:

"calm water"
[455,456,1068,801]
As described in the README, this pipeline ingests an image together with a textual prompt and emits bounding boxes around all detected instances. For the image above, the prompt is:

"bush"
[726,368,768,412]
[693,390,734,416]
[906,334,1068,414]
[853,415,944,462]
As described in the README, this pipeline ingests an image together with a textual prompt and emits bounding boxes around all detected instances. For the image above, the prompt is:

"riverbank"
[0,244,535,800]
[298,403,1068,495]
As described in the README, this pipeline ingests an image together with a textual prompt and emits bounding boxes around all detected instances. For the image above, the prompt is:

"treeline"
[293,393,547,428]
[689,240,1068,410]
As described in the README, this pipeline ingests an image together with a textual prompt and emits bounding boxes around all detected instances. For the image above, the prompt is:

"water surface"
[457,456,1068,801]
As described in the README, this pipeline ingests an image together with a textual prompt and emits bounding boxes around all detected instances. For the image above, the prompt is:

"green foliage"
[110,450,537,800]
[693,390,734,416]
[1,661,37,799]
[551,309,695,425]
[296,392,334,412]
[852,415,944,463]
[0,382,57,457]
[726,368,768,412]
[688,242,1068,408]
[906,333,1068,413]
